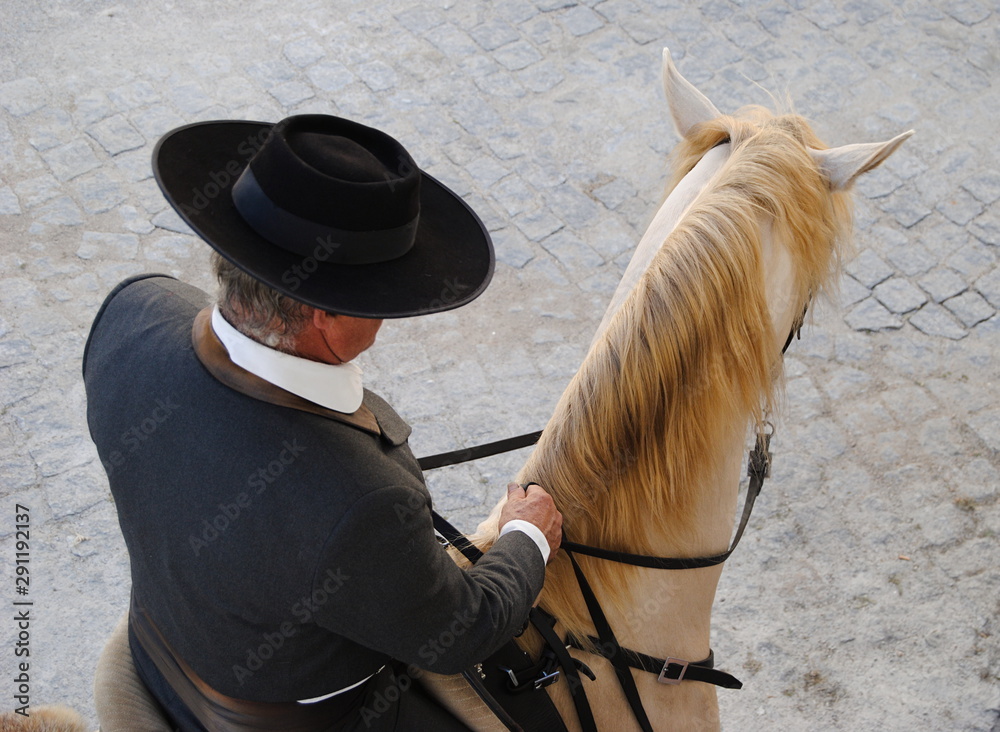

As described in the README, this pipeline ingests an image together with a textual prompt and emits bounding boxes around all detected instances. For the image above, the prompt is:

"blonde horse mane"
[487,107,855,647]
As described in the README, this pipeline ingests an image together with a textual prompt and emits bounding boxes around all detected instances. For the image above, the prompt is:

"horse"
[419,48,913,732]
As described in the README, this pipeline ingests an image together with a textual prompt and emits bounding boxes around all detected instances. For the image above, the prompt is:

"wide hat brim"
[152,120,494,318]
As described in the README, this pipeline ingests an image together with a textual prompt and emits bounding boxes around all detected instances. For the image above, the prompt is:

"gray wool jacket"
[82,274,544,702]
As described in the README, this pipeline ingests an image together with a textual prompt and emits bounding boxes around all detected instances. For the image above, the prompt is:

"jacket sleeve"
[309,484,545,674]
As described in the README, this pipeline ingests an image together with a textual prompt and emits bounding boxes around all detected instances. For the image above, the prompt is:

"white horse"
[421,49,912,731]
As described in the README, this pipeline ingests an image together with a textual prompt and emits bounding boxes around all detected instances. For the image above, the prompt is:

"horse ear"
[662,48,721,138]
[809,130,915,191]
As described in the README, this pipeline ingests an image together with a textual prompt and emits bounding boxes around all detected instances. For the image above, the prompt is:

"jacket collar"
[192,307,406,440]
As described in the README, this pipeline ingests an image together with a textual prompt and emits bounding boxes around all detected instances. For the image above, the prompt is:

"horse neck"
[510,145,804,661]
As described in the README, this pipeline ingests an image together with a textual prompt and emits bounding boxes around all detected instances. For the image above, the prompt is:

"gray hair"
[211,251,311,353]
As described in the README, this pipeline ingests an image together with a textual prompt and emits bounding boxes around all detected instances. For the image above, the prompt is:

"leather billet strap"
[566,637,742,690]
[128,595,362,731]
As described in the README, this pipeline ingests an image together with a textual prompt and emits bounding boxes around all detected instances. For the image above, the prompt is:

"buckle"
[500,666,561,692]
[657,658,689,685]
[534,669,560,690]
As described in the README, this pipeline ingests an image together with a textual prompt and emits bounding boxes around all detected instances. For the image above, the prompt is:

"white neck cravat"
[211,306,364,413]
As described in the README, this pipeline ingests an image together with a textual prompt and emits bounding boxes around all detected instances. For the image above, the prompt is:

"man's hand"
[498,482,563,561]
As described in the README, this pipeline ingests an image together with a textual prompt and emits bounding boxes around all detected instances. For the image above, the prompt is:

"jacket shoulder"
[82,274,210,375]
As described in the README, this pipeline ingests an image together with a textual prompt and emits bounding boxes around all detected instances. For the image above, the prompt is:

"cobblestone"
[1,3,997,731]
[873,276,928,314]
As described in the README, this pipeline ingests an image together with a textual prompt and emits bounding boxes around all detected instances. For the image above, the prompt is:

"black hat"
[152,115,494,318]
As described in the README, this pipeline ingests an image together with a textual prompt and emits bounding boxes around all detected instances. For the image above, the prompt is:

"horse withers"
[421,49,912,732]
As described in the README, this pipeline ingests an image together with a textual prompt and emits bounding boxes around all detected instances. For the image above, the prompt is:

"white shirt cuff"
[500,520,550,564]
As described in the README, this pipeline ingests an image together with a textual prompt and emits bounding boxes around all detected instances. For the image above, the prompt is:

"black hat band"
[232,167,418,265]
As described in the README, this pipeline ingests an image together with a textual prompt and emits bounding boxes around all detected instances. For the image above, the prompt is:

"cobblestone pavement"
[1,1,998,729]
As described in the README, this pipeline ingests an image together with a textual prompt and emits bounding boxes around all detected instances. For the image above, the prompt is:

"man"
[83,114,562,731]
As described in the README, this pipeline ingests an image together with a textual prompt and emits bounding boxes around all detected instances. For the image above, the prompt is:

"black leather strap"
[432,511,484,565]
[561,429,771,571]
[418,430,543,471]
[567,553,655,732]
[529,608,598,732]
[568,636,742,690]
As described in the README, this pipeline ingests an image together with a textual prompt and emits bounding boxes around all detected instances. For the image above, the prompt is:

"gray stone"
[113,148,154,183]
[0,77,47,116]
[845,297,903,331]
[493,41,543,71]
[974,268,1000,309]
[129,105,187,138]
[14,174,62,209]
[108,80,160,111]
[0,186,21,215]
[73,91,116,127]
[513,209,564,242]
[0,338,33,368]
[189,51,233,77]
[969,207,1000,247]
[152,207,194,234]
[77,231,140,260]
[961,171,1000,204]
[469,20,520,51]
[72,172,126,214]
[845,249,894,288]
[42,139,101,182]
[144,234,196,262]
[394,7,446,34]
[269,80,316,108]
[35,196,84,226]
[838,274,870,307]
[947,243,995,278]
[491,175,536,217]
[884,242,937,277]
[425,24,480,57]
[918,268,967,303]
[43,463,109,518]
[543,184,600,229]
[307,61,355,92]
[955,458,999,502]
[87,114,146,156]
[517,61,566,94]
[873,277,927,314]
[880,385,937,423]
[822,366,872,401]
[356,60,399,92]
[909,304,967,340]
[562,6,605,36]
[540,229,604,272]
[857,166,903,199]
[879,192,933,228]
[283,37,326,68]
[591,177,636,211]
[942,291,994,327]
[466,157,509,188]
[492,228,536,269]
[937,189,984,226]
[945,1,992,25]
[169,82,215,115]
[28,108,76,151]
[450,95,503,136]
[245,59,297,88]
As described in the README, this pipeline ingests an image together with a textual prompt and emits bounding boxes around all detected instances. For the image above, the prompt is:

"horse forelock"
[512,106,854,640]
